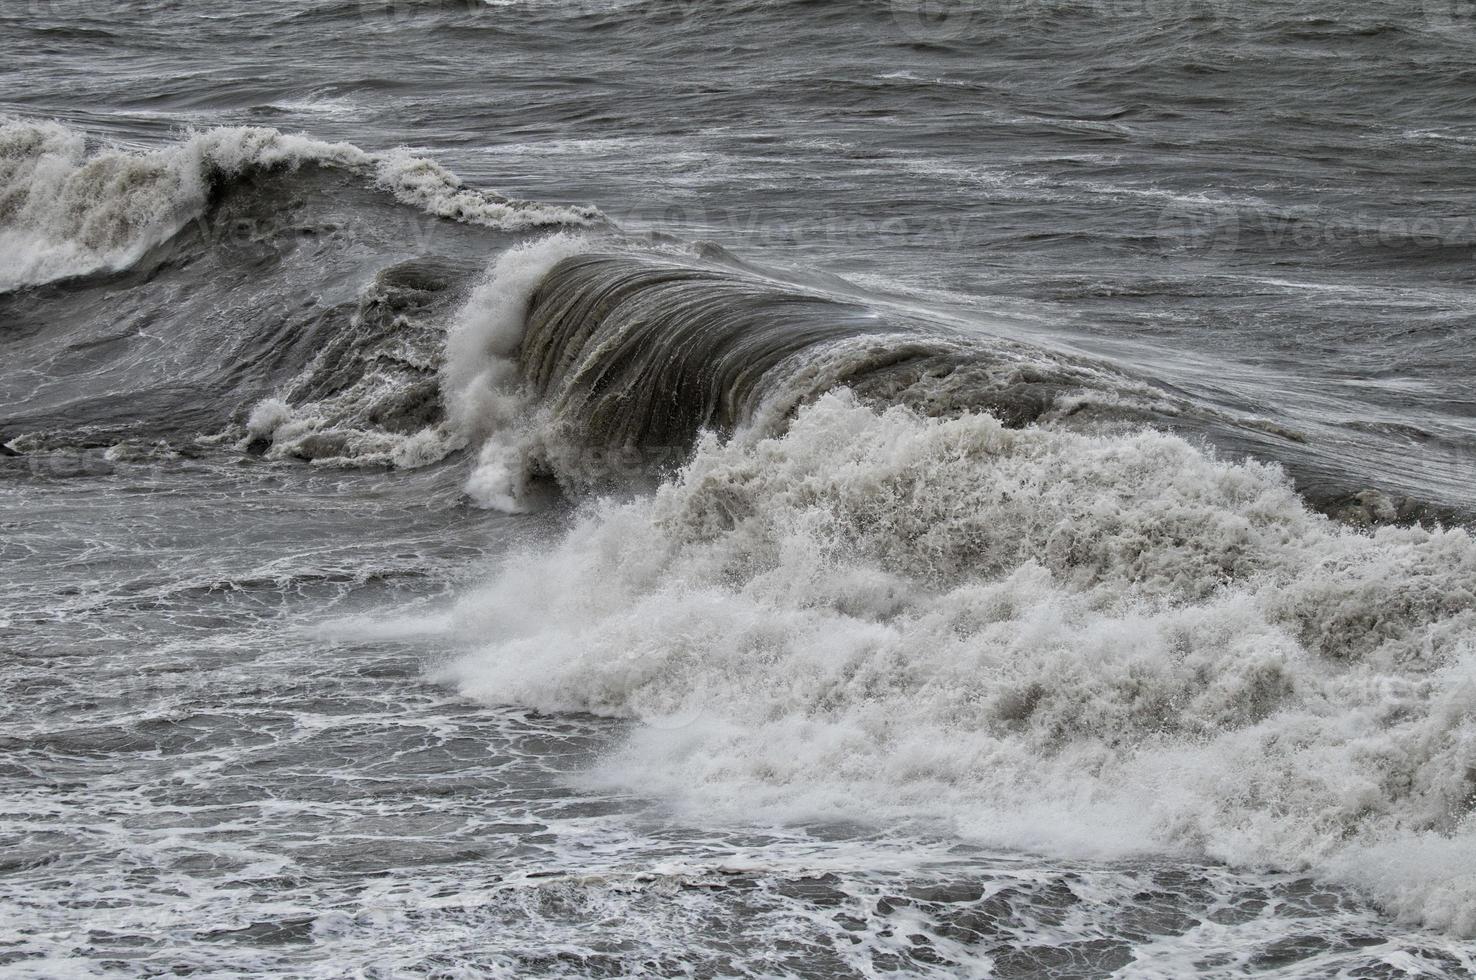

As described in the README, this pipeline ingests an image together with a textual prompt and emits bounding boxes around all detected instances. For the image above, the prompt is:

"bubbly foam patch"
[0,119,601,291]
[439,391,1476,935]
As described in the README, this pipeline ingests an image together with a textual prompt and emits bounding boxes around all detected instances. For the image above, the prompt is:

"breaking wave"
[439,238,1455,524]
[0,123,598,465]
[391,232,1476,938]
[0,117,601,292]
[442,237,1156,510]
[6,119,1474,939]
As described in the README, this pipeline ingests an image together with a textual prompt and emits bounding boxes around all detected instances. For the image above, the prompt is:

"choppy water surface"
[4,1,1476,976]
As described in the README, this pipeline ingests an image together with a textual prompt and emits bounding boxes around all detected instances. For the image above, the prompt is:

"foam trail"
[440,391,1476,936]
[0,118,601,292]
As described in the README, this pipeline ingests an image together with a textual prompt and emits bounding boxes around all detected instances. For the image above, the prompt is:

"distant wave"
[0,118,601,293]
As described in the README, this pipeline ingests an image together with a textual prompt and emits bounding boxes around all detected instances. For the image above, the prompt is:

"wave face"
[514,251,1136,482]
[442,241,1185,508]
[441,243,1467,526]
[4,122,1466,524]
[442,389,1476,936]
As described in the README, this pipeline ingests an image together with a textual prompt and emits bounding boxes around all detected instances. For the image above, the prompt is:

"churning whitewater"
[6,1,1476,973]
[409,234,1476,938]
[243,210,1476,937]
[441,392,1476,935]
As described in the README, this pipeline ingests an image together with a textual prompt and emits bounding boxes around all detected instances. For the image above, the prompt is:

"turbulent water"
[4,1,1476,976]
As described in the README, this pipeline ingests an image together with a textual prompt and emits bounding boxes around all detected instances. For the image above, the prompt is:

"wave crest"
[0,118,601,292]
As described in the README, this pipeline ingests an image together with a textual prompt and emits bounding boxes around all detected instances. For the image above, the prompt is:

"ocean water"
[3,1,1476,976]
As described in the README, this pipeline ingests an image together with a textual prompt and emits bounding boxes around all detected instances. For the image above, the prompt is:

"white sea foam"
[376,150,601,231]
[438,390,1476,936]
[246,398,295,440]
[232,230,602,479]
[0,118,601,292]
[441,232,597,509]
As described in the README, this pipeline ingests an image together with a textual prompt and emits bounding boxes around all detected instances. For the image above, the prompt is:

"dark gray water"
[4,1,1476,976]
